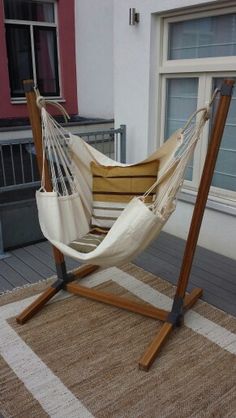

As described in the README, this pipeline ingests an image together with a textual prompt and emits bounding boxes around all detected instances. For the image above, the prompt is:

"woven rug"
[0,263,236,418]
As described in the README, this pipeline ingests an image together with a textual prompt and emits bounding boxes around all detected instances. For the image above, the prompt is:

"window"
[4,0,60,98]
[168,14,236,60]
[161,7,236,201]
[210,77,236,192]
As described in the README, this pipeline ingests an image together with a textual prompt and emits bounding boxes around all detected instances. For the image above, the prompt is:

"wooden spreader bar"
[16,79,234,371]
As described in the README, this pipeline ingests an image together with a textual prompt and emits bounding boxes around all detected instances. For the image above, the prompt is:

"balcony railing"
[0,125,126,193]
[0,125,126,257]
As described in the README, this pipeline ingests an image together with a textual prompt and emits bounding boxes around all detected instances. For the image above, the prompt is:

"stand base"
[16,266,202,371]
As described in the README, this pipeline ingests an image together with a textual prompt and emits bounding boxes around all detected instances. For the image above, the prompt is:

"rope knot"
[36,95,47,109]
[204,104,211,121]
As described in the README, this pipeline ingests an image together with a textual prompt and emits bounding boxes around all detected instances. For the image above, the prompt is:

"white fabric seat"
[35,96,213,267]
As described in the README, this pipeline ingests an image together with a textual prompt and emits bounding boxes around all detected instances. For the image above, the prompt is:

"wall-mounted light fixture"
[129,8,140,25]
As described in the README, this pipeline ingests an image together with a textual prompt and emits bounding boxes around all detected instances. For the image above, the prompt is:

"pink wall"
[0,0,78,120]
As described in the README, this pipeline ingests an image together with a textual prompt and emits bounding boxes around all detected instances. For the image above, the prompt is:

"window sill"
[179,189,236,216]
[11,97,66,105]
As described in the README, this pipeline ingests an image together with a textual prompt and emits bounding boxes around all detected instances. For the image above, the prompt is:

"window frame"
[159,6,236,204]
[161,6,236,74]
[4,0,62,100]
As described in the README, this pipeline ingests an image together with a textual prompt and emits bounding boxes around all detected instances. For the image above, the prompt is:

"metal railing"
[0,124,126,257]
[0,124,126,193]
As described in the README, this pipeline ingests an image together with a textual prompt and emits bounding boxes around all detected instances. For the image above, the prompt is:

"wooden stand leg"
[138,287,203,371]
[70,264,99,280]
[66,282,169,321]
[139,323,173,371]
[16,284,62,325]
[16,264,99,325]
[183,287,203,310]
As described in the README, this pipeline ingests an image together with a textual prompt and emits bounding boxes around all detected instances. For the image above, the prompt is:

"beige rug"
[0,263,236,418]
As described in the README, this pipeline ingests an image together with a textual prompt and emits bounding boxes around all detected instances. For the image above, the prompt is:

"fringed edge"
[0,275,57,297]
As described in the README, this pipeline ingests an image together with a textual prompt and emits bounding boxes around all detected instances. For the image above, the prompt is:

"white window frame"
[159,5,236,205]
[4,0,62,101]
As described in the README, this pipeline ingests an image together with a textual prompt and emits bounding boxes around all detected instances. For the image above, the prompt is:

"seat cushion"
[69,230,106,253]
[91,160,159,228]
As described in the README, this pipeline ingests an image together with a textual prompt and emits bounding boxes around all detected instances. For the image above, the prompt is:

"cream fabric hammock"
[35,95,214,267]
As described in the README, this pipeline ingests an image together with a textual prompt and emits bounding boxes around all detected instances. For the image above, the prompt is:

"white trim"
[11,97,66,104]
[163,5,236,24]
[157,1,236,21]
[5,19,56,27]
[160,58,236,75]
[159,5,236,200]
[30,25,37,85]
[180,189,236,215]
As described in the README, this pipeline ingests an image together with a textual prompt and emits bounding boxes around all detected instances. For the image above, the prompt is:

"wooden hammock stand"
[16,79,234,371]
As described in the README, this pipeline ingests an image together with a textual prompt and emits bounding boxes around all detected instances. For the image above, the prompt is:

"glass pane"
[4,0,54,23]
[169,14,236,60]
[164,78,199,181]
[34,27,60,96]
[210,78,236,191]
[5,24,33,97]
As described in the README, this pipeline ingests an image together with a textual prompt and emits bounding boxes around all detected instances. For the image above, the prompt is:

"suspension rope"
[35,86,219,212]
[36,89,77,195]
[142,88,219,214]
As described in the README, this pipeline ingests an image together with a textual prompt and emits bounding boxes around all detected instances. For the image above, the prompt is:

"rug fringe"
[0,275,56,297]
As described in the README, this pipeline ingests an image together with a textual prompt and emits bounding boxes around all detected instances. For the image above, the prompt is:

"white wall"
[113,0,219,164]
[75,0,114,119]
[113,0,236,259]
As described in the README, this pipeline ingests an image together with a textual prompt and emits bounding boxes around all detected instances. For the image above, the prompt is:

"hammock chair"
[35,91,213,267]
[16,79,234,371]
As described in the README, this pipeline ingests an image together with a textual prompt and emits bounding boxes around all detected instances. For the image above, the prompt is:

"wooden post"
[23,79,67,274]
[138,79,234,371]
[16,80,98,324]
[175,79,234,300]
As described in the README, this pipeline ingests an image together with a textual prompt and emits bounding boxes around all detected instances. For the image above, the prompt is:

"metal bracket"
[167,295,184,326]
[55,261,68,280]
[53,262,76,289]
[51,274,75,291]
[51,278,64,291]
[23,80,35,93]
[221,83,234,97]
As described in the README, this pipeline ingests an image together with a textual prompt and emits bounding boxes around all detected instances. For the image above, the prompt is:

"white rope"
[142,91,218,216]
[46,112,76,195]
[37,92,77,196]
[46,114,68,193]
[35,87,70,123]
[153,111,207,212]
[36,87,219,209]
